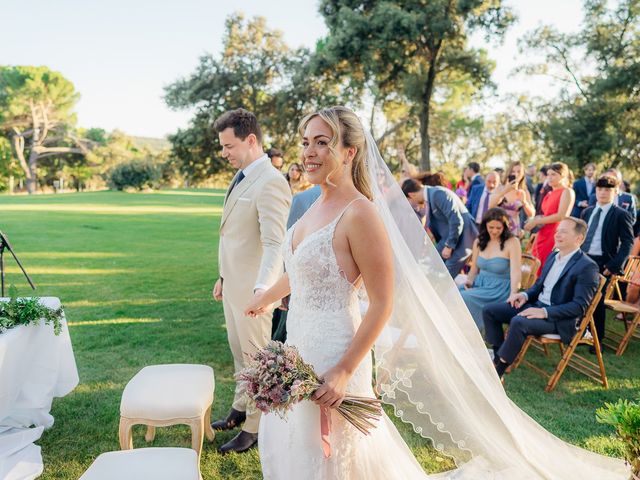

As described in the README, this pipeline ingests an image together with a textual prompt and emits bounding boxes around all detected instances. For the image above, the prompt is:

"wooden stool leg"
[189,417,205,459]
[119,417,134,450]
[145,425,156,442]
[204,405,215,442]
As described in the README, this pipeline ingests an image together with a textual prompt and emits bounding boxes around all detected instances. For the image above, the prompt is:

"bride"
[245,106,628,479]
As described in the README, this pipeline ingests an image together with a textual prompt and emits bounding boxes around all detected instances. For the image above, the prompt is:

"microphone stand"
[0,231,36,297]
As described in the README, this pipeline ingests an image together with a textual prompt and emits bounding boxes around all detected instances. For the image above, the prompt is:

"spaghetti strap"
[332,197,368,228]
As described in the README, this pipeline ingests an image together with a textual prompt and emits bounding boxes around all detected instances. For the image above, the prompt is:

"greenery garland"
[0,286,64,335]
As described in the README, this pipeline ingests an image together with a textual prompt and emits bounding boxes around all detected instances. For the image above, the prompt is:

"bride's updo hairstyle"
[298,106,373,201]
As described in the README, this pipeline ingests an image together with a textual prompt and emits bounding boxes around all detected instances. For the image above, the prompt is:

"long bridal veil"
[362,130,628,479]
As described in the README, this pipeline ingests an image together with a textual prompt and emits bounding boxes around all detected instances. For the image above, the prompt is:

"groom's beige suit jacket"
[218,156,291,433]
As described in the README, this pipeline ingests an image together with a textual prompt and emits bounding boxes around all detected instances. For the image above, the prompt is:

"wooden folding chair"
[603,255,640,356]
[520,253,541,290]
[510,275,607,392]
[523,233,537,254]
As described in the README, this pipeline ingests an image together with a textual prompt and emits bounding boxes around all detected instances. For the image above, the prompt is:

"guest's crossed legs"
[483,301,558,364]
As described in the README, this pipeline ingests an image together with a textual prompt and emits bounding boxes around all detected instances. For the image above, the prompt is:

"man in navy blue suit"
[467,170,500,225]
[581,175,634,348]
[403,179,478,277]
[571,162,597,218]
[483,217,600,378]
[588,168,637,224]
[464,162,484,196]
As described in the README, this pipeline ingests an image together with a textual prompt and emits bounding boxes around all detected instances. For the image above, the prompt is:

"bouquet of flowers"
[237,340,383,436]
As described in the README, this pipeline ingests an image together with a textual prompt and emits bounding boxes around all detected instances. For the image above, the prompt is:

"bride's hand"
[244,290,268,318]
[313,365,350,409]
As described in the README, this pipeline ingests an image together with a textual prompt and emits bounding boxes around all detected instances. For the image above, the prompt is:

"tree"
[519,0,640,174]
[315,0,515,170]
[0,66,90,193]
[165,13,347,182]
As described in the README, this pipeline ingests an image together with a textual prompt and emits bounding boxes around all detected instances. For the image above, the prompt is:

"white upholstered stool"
[119,364,215,458]
[79,448,201,480]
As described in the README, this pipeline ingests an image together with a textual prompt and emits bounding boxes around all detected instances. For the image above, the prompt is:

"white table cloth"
[0,297,79,480]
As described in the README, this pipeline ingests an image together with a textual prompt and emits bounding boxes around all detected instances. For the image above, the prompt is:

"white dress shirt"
[475,188,490,224]
[522,248,580,317]
[587,201,614,256]
[241,153,269,177]
[585,178,595,197]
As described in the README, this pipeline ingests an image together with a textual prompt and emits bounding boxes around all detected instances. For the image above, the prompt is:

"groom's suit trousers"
[222,285,273,433]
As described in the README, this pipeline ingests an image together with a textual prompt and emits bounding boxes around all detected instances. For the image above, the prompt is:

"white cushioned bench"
[119,364,215,458]
[79,448,201,480]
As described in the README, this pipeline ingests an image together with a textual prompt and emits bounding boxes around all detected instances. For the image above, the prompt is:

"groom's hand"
[313,366,349,409]
[244,290,267,318]
[212,278,223,301]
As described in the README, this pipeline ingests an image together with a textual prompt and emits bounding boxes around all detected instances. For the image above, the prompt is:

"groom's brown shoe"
[211,408,246,431]
[218,430,258,454]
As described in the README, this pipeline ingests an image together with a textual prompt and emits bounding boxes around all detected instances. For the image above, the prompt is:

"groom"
[211,108,291,453]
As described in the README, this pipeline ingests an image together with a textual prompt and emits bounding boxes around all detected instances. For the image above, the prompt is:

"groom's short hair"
[214,108,263,144]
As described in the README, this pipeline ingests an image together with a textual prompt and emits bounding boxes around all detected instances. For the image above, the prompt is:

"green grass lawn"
[0,190,635,479]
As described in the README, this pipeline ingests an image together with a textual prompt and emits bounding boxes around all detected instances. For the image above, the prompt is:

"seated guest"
[483,217,600,379]
[467,170,501,226]
[588,168,637,224]
[402,178,478,277]
[489,161,536,237]
[460,208,521,331]
[571,162,597,218]
[581,175,634,347]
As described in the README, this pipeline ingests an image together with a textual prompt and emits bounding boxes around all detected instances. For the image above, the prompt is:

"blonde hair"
[298,106,373,201]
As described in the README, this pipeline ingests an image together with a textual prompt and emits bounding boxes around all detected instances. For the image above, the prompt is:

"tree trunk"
[26,150,38,194]
[419,104,431,171]
[419,41,440,172]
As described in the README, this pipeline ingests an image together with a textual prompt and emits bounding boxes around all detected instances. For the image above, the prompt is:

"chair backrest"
[572,274,607,340]
[585,275,607,323]
[604,255,640,301]
[621,256,640,283]
[523,233,537,253]
[521,253,541,290]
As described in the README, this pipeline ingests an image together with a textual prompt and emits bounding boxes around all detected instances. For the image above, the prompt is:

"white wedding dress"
[259,203,430,479]
[259,126,628,480]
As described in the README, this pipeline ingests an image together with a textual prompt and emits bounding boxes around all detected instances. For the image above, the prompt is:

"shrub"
[596,398,640,478]
[108,159,161,191]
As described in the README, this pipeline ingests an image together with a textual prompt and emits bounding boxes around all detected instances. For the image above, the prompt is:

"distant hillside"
[131,136,171,153]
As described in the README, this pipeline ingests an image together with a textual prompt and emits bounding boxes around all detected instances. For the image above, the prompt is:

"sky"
[1,0,585,138]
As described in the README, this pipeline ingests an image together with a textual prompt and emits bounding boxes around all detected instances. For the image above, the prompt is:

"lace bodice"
[286,216,360,315]
[283,200,369,394]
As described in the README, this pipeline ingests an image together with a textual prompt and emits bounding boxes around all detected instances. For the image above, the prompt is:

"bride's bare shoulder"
[343,197,386,234]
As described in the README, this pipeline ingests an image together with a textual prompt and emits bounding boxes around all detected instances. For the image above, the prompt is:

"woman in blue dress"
[460,207,521,332]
